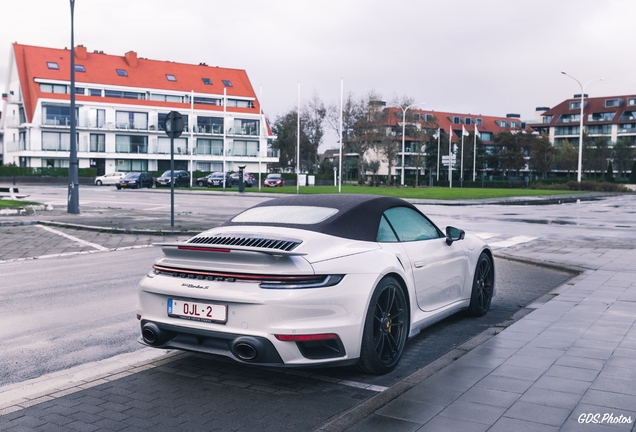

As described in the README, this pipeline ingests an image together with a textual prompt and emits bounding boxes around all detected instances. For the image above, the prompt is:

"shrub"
[566,181,628,192]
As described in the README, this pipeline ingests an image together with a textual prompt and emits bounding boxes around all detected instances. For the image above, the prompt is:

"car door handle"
[414,261,426,268]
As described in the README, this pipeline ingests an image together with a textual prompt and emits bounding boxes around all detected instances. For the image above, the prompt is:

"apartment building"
[364,104,531,178]
[1,43,277,176]
[530,94,636,146]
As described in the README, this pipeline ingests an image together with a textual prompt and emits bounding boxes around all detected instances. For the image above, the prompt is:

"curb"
[38,220,201,236]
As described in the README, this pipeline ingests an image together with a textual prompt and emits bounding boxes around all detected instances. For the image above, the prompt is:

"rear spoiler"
[156,242,307,257]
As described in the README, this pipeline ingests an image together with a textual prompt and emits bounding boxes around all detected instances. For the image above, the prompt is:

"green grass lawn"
[0,200,41,208]
[214,185,584,200]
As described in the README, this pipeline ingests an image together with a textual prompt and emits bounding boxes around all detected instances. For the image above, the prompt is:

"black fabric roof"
[222,194,420,242]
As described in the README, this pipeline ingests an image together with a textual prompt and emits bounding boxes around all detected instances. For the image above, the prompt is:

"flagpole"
[449,126,453,189]
[296,81,300,195]
[460,126,465,182]
[473,125,478,181]
[436,127,440,182]
[339,78,343,193]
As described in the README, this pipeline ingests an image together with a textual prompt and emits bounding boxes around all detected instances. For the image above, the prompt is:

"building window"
[222,80,233,87]
[628,98,636,106]
[589,112,615,122]
[232,119,260,136]
[618,124,636,133]
[104,90,145,100]
[232,140,259,156]
[555,126,580,136]
[475,118,482,126]
[89,88,102,97]
[425,114,435,122]
[480,132,492,142]
[587,125,611,135]
[42,105,77,126]
[47,62,59,70]
[510,121,517,128]
[202,78,212,85]
[116,135,148,153]
[90,134,105,152]
[40,83,67,94]
[116,159,148,171]
[196,138,223,155]
[116,111,148,130]
[157,137,188,154]
[605,99,621,108]
[116,69,128,77]
[166,74,177,82]
[89,108,105,128]
[413,113,420,121]
[452,116,460,124]
[497,120,507,127]
[196,116,224,134]
[192,96,222,106]
[75,65,86,72]
[542,115,553,124]
[158,113,189,131]
[151,93,183,103]
[42,132,71,151]
[557,114,580,123]
[464,118,471,125]
[226,99,254,108]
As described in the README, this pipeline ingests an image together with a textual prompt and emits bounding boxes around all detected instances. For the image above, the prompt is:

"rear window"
[124,173,139,179]
[232,206,338,225]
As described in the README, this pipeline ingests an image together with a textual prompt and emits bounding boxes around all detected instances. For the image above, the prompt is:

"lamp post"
[560,72,604,184]
[67,0,79,214]
[392,102,424,186]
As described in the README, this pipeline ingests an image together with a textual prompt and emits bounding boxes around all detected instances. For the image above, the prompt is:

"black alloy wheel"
[357,277,409,374]
[467,252,494,317]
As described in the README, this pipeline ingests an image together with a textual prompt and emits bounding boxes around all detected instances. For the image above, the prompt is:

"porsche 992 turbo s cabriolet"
[137,194,495,374]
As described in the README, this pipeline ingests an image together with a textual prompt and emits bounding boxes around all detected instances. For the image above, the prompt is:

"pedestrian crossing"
[474,232,538,249]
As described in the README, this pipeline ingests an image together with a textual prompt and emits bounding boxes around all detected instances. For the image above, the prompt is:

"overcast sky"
[2,0,635,149]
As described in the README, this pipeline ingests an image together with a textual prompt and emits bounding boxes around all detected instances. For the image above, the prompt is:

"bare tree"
[301,94,326,173]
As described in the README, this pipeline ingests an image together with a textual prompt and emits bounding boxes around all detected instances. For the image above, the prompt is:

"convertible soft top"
[222,194,420,242]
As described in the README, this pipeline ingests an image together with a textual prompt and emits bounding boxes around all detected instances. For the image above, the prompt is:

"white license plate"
[167,299,227,323]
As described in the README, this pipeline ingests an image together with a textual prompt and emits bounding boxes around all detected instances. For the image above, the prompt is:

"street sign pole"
[164,111,183,228]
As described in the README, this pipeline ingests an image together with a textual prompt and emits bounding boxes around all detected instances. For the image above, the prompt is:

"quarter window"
[380,207,441,242]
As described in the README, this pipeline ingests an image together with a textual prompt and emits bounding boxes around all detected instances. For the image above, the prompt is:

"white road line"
[489,235,538,248]
[143,205,172,211]
[37,225,110,251]
[474,232,501,240]
[0,244,155,264]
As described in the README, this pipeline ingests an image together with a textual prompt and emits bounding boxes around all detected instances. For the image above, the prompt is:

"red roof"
[383,108,530,143]
[536,95,636,126]
[13,43,262,122]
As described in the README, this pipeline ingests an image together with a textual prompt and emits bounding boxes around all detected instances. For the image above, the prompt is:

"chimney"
[125,51,138,68]
[75,45,87,60]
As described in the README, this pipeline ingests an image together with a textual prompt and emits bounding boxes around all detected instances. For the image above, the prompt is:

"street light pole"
[67,0,79,214]
[560,72,604,184]
[396,102,424,186]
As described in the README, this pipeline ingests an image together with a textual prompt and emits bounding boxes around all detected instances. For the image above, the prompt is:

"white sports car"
[137,194,495,374]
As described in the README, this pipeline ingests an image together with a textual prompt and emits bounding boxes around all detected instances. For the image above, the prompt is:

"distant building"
[1,43,277,175]
[341,103,532,179]
[530,94,636,146]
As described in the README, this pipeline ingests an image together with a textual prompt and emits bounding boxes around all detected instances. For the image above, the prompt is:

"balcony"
[42,116,73,127]
[194,125,223,135]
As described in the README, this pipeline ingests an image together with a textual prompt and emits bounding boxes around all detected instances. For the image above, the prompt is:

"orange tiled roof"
[383,108,531,143]
[13,43,261,122]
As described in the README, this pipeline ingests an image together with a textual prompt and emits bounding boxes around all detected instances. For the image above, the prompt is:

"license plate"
[167,299,227,323]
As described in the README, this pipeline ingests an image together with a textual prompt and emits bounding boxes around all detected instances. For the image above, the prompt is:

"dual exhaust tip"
[141,323,263,362]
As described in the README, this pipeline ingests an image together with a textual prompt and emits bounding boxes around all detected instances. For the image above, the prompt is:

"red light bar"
[178,246,231,253]
[274,333,339,342]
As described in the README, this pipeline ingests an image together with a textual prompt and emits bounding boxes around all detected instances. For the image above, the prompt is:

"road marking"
[143,205,172,211]
[474,232,501,240]
[0,244,155,265]
[37,225,110,251]
[489,235,537,248]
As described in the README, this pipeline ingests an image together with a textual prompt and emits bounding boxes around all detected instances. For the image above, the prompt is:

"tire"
[116,185,121,190]
[96,180,102,186]
[197,181,204,187]
[357,276,409,375]
[467,252,494,317]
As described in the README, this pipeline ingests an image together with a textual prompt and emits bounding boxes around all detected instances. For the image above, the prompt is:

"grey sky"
[2,0,635,148]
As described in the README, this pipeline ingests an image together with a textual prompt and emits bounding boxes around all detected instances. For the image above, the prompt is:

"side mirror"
[445,226,465,245]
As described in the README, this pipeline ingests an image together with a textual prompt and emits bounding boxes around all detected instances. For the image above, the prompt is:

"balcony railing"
[43,116,73,127]
[194,125,224,134]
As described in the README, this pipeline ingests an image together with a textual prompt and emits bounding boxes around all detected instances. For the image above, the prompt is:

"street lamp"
[67,0,79,214]
[392,102,425,186]
[560,72,604,184]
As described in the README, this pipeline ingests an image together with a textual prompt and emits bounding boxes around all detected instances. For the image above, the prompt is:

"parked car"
[94,172,125,186]
[137,195,495,374]
[229,172,255,187]
[196,174,214,187]
[156,170,190,187]
[117,172,154,189]
[206,172,231,187]
[263,173,284,187]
